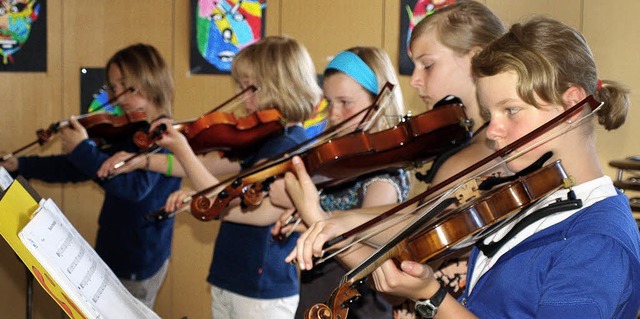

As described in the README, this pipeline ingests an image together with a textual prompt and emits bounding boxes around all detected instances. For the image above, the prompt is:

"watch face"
[415,301,437,318]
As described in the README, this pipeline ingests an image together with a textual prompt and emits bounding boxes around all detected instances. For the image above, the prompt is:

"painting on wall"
[80,68,122,115]
[190,0,266,75]
[0,0,46,72]
[399,0,457,75]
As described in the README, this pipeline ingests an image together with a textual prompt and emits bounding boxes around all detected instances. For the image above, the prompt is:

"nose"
[328,105,344,125]
[485,118,504,142]
[409,68,423,89]
[329,110,342,125]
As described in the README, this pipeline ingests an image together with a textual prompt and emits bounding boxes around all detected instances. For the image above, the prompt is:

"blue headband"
[325,51,378,94]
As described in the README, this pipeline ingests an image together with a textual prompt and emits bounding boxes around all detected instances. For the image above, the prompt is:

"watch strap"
[415,284,447,318]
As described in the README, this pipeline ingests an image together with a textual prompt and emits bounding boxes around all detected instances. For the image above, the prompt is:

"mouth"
[218,50,235,62]
[0,38,18,49]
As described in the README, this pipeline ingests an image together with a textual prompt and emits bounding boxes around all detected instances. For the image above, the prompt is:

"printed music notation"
[18,198,159,319]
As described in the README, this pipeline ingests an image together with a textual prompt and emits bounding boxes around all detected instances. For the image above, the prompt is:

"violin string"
[317,102,603,264]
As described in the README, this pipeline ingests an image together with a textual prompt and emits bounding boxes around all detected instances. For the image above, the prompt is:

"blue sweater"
[17,139,181,280]
[208,125,306,298]
[462,193,640,318]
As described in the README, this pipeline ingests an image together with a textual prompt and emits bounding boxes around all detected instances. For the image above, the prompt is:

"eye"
[505,107,520,115]
[340,99,353,108]
[11,3,26,13]
[211,13,223,21]
[233,13,244,21]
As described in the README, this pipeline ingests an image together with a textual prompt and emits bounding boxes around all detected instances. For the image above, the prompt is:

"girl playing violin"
[283,2,505,315]
[0,43,182,308]
[138,36,321,318]
[269,46,411,319]
[369,16,640,318]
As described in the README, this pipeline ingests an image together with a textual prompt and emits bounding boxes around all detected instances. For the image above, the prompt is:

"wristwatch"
[414,284,447,318]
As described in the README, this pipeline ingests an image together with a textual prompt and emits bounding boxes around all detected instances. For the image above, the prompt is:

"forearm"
[172,146,219,190]
[220,197,284,226]
[434,295,478,319]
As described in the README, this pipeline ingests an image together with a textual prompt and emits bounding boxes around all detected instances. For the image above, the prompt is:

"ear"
[562,86,588,122]
[562,85,587,108]
[464,46,483,60]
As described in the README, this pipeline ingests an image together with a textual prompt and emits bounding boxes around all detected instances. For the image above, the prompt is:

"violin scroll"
[304,304,332,319]
[303,283,361,319]
[190,195,217,221]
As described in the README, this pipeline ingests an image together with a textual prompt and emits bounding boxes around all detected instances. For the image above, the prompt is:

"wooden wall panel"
[0,0,65,317]
[280,0,385,75]
[486,0,582,28]
[583,0,640,187]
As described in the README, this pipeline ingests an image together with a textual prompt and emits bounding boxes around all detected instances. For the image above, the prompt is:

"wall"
[0,1,637,318]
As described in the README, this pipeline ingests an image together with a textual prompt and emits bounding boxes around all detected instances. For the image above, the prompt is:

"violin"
[319,95,602,250]
[146,82,409,221]
[131,85,281,155]
[187,97,471,221]
[110,86,284,174]
[2,88,138,161]
[304,160,572,319]
[133,108,284,156]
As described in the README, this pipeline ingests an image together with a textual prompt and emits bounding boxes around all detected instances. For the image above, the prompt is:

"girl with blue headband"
[270,46,411,319]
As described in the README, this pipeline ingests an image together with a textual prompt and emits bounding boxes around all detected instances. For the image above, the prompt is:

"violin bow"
[316,95,603,261]
[1,88,134,162]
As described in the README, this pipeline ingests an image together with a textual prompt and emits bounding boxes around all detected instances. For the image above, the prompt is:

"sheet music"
[18,198,160,319]
[0,167,13,191]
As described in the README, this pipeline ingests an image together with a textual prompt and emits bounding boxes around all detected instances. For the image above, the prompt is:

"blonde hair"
[409,0,504,57]
[106,43,174,117]
[231,36,321,123]
[324,46,406,132]
[472,16,630,131]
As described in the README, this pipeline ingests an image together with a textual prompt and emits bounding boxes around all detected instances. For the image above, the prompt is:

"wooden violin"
[319,95,602,250]
[133,108,284,156]
[146,82,410,221]
[110,86,286,174]
[131,86,283,156]
[304,160,572,319]
[187,98,471,221]
[2,88,138,161]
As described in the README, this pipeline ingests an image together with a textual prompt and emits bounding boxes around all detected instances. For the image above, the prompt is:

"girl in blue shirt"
[0,43,181,308]
[144,36,322,318]
[369,16,640,319]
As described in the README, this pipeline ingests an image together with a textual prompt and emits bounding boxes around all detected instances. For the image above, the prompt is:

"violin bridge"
[454,179,481,204]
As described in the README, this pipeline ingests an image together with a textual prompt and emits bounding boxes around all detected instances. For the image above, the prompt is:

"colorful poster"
[190,0,266,74]
[399,0,456,75]
[0,0,46,72]
[80,68,121,115]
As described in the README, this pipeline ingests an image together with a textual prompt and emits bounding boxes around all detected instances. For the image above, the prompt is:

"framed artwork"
[399,0,457,75]
[80,68,121,115]
[190,0,266,74]
[0,0,46,72]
